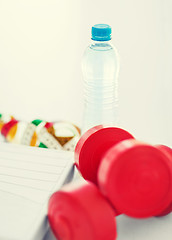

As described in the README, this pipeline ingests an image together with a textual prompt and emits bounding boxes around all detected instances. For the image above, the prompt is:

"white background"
[0,1,172,239]
[0,0,172,146]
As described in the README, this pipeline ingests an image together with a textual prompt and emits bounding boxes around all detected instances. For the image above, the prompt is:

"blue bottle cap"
[91,24,112,41]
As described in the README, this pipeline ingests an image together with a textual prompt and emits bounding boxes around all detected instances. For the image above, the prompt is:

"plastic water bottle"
[82,24,119,133]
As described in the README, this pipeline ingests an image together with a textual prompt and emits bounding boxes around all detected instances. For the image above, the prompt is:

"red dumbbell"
[154,145,172,217]
[48,181,117,240]
[75,125,134,184]
[75,126,172,218]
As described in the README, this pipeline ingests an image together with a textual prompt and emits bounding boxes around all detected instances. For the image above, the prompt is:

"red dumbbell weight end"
[98,139,172,218]
[155,145,172,217]
[75,125,134,184]
[48,181,117,240]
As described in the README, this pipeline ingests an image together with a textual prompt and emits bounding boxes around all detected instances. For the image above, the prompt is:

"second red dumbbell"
[75,126,172,218]
[48,181,117,240]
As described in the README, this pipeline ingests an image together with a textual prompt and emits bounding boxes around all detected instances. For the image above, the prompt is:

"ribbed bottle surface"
[82,41,119,133]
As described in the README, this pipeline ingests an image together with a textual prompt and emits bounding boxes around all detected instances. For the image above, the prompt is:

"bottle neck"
[91,39,112,44]
[90,39,113,50]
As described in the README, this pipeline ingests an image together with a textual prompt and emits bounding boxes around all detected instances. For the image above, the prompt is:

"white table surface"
[0,137,171,240]
[44,213,172,240]
[43,171,172,240]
